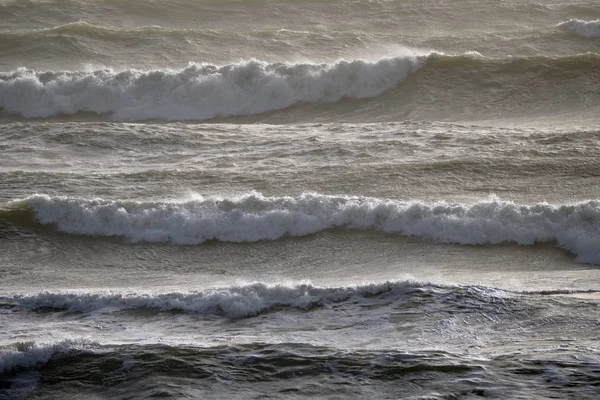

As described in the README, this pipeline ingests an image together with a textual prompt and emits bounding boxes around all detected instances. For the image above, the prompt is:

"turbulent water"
[1,0,600,399]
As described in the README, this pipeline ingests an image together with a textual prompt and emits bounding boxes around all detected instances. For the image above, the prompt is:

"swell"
[1,0,597,36]
[4,21,185,38]
[0,22,329,62]
[2,340,598,400]
[7,192,600,264]
[0,206,39,230]
[3,20,598,60]
[1,53,598,122]
[0,21,352,43]
[0,340,480,398]
[0,341,475,377]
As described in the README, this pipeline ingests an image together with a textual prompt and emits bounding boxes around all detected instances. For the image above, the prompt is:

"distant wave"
[8,192,600,263]
[558,19,600,38]
[2,21,319,39]
[4,21,167,36]
[0,56,424,121]
[0,21,244,45]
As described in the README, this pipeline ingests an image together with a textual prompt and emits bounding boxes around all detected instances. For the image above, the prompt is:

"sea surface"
[1,0,600,398]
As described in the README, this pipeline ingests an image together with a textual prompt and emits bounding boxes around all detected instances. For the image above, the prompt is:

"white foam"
[0,339,94,374]
[15,193,600,264]
[558,19,600,38]
[0,55,424,121]
[9,281,419,318]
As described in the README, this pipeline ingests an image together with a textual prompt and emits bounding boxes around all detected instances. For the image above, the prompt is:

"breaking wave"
[558,19,600,38]
[6,281,425,318]
[6,281,599,319]
[8,192,600,263]
[0,55,424,121]
[0,339,95,375]
[1,53,598,122]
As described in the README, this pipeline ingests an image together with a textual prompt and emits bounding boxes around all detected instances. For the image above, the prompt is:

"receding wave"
[0,55,424,121]
[558,19,600,38]
[8,192,600,263]
[1,53,598,122]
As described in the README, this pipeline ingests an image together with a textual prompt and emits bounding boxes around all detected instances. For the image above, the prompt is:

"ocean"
[1,0,600,398]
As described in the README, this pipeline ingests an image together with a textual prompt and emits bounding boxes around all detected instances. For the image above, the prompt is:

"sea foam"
[0,56,424,121]
[13,192,600,264]
[558,19,600,38]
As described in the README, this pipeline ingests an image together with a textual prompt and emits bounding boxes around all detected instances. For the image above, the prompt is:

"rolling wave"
[1,53,598,122]
[0,55,424,121]
[7,192,600,263]
[5,281,426,318]
[5,281,599,318]
[559,19,600,38]
[0,339,94,375]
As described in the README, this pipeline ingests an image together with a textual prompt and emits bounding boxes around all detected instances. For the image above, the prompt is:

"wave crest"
[8,281,419,318]
[0,56,424,121]
[0,339,94,375]
[9,282,597,319]
[558,19,600,38]
[10,192,600,264]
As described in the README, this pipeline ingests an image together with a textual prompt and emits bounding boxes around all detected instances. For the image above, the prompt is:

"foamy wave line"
[558,19,600,38]
[6,283,599,320]
[0,339,95,375]
[12,192,600,263]
[7,281,422,318]
[0,55,425,121]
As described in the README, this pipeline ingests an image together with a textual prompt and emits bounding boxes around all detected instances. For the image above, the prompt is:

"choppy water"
[1,0,600,399]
